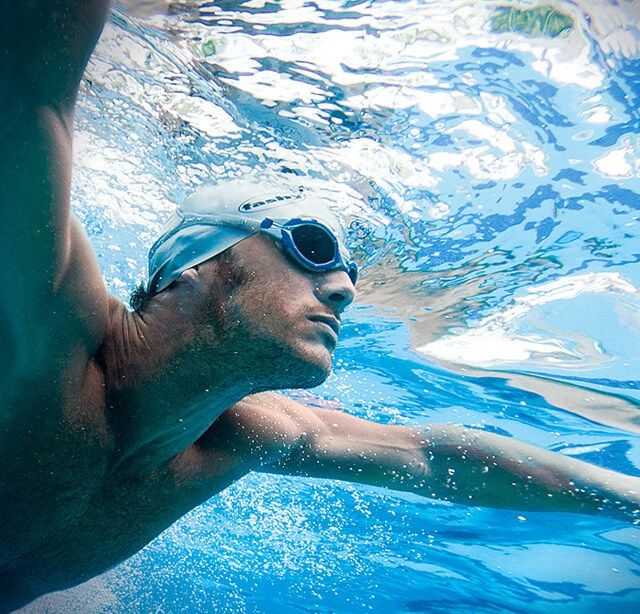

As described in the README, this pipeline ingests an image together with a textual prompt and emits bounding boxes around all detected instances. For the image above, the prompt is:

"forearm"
[2,1,112,108]
[411,424,640,520]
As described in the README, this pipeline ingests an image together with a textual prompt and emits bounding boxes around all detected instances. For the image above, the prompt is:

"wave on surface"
[30,0,640,612]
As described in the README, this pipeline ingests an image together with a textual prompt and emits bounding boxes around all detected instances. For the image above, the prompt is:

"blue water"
[31,0,640,612]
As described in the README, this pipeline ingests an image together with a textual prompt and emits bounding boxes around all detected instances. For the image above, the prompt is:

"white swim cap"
[147,179,348,294]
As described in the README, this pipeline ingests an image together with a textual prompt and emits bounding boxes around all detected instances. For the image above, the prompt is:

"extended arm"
[3,2,112,109]
[0,2,112,362]
[216,394,640,521]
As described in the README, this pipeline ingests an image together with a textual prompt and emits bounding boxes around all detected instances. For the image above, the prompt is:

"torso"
[0,326,247,610]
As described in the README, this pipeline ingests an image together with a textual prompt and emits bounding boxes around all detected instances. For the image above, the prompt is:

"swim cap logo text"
[238,192,303,213]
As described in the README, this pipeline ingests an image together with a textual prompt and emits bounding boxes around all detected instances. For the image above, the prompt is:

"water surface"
[30,0,640,612]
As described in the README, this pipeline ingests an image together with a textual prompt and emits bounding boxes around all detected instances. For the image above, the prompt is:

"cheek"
[238,284,302,333]
[269,302,306,334]
[233,255,316,333]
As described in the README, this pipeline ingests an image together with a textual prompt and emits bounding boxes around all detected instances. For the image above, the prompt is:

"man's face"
[204,234,356,389]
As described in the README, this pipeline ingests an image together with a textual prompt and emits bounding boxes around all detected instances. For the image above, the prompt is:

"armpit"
[195,393,316,471]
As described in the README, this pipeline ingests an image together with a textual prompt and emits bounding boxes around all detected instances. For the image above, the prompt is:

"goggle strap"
[153,213,357,285]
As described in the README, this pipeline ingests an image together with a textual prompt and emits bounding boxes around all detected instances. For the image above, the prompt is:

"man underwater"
[1,1,639,611]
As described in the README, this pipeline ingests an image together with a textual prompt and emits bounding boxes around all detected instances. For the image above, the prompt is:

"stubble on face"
[203,242,335,392]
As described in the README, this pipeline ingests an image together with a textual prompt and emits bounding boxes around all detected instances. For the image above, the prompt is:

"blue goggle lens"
[290,224,338,264]
[274,220,358,285]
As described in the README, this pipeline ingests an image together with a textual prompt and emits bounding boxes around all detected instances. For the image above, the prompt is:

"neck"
[101,287,257,474]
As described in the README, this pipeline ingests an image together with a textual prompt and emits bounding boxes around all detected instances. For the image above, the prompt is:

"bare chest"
[7,449,238,608]
[0,362,111,556]
[2,390,240,603]
[0,353,249,608]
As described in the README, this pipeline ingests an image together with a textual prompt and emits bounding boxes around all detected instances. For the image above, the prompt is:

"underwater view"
[26,0,640,612]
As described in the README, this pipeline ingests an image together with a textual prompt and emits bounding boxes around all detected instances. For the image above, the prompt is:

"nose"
[315,269,356,313]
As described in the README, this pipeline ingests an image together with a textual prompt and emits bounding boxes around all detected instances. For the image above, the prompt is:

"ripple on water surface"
[28,0,640,612]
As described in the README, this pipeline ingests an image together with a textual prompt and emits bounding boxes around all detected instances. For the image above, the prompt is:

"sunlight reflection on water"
[28,0,640,611]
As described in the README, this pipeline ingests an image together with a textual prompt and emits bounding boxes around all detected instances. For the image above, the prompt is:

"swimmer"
[1,2,639,611]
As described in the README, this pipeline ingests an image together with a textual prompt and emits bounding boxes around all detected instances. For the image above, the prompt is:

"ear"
[176,267,204,292]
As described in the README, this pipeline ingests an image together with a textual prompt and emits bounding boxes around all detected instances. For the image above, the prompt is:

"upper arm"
[187,394,426,490]
[264,403,428,488]
[193,394,321,474]
[0,2,112,351]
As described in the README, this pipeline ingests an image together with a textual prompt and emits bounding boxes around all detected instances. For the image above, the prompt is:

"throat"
[100,301,253,474]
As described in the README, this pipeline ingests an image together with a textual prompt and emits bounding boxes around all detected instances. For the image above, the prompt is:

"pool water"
[29,0,640,612]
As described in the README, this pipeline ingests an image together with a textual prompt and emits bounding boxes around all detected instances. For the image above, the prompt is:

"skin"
[1,1,639,611]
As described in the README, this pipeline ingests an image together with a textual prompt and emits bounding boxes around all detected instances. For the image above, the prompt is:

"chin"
[247,334,334,391]
[280,344,333,389]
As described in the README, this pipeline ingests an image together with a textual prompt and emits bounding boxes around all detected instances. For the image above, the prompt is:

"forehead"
[227,234,314,285]
[236,232,288,261]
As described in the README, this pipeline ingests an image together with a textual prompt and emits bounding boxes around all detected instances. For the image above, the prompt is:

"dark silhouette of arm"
[0,1,113,360]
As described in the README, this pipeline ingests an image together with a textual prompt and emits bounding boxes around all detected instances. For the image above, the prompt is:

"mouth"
[308,314,341,343]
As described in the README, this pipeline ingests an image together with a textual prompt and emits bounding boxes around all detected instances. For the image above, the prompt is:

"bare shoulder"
[0,214,112,372]
[171,394,320,486]
[201,393,319,457]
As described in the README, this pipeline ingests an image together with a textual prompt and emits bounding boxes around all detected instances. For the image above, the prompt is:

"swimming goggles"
[157,212,359,286]
[259,218,358,285]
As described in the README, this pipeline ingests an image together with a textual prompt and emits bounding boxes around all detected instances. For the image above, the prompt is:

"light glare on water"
[29,0,640,612]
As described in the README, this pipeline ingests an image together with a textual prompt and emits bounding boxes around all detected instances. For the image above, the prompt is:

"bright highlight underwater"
[31,0,640,612]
